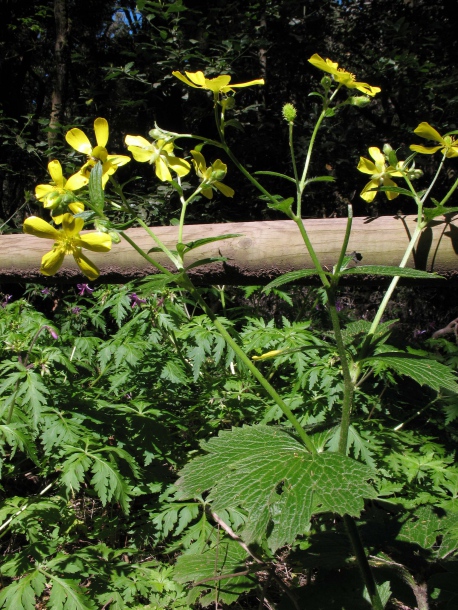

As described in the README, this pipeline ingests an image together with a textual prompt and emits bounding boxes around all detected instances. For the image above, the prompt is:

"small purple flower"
[41,288,51,295]
[1,294,12,308]
[77,283,94,296]
[45,325,59,340]
[129,293,147,308]
[72,306,82,315]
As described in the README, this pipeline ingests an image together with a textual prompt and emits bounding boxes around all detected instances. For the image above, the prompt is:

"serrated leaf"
[255,170,296,184]
[88,162,104,213]
[423,205,458,222]
[176,426,377,551]
[0,570,46,610]
[174,539,254,607]
[341,266,441,279]
[304,175,335,185]
[264,269,322,291]
[180,234,242,254]
[378,185,415,197]
[47,574,96,610]
[363,353,458,393]
[184,257,227,271]
[267,197,294,215]
[397,506,440,549]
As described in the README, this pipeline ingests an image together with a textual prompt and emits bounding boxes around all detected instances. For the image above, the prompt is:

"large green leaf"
[363,353,458,393]
[176,426,377,551]
[174,539,255,607]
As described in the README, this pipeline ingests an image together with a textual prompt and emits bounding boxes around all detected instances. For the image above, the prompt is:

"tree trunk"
[48,0,69,151]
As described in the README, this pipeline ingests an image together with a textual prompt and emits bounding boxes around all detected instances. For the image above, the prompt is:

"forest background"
[2,1,458,609]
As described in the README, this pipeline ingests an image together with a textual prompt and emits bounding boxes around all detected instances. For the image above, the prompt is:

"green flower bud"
[43,191,62,210]
[320,75,332,89]
[349,95,371,108]
[94,220,109,233]
[211,169,226,182]
[221,96,235,111]
[382,143,393,156]
[108,230,121,244]
[282,103,297,123]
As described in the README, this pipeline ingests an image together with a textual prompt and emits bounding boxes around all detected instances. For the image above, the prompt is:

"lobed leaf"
[176,425,377,551]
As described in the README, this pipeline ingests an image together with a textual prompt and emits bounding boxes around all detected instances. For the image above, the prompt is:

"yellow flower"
[357,147,403,202]
[308,54,381,97]
[172,70,264,94]
[65,118,131,188]
[35,160,86,224]
[409,122,458,158]
[23,213,112,280]
[125,135,191,181]
[191,151,234,199]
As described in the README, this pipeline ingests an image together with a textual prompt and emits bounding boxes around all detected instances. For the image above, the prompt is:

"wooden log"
[1,215,457,285]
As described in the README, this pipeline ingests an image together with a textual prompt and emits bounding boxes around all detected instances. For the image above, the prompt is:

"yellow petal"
[65,171,89,191]
[172,71,199,88]
[308,54,339,75]
[368,147,385,167]
[94,118,109,147]
[409,144,442,155]
[48,160,65,187]
[204,75,232,93]
[155,157,172,182]
[360,180,379,202]
[191,150,206,172]
[354,82,381,96]
[215,181,234,198]
[125,135,151,148]
[106,154,131,167]
[78,232,112,252]
[413,122,444,144]
[225,78,265,90]
[41,247,65,275]
[73,251,100,280]
[168,156,191,177]
[62,213,84,236]
[127,145,154,163]
[382,176,400,200]
[23,216,60,240]
[201,187,213,199]
[446,146,458,158]
[184,71,207,87]
[357,157,377,175]
[35,184,54,200]
[68,202,85,215]
[66,128,93,154]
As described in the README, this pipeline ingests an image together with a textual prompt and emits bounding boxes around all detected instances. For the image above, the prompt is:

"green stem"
[344,515,385,610]
[439,171,458,206]
[292,215,331,288]
[333,205,354,277]
[327,298,355,455]
[119,230,175,276]
[181,277,317,454]
[367,223,423,340]
[135,218,182,269]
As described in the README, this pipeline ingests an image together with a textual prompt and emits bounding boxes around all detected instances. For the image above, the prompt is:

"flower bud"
[108,230,121,244]
[383,144,393,156]
[348,95,371,108]
[282,103,297,123]
[320,75,332,89]
[43,191,62,210]
[221,96,235,111]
